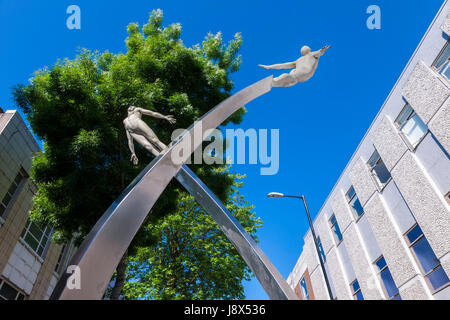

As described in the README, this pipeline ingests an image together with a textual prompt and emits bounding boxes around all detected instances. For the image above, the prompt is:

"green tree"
[123,170,262,300]
[13,9,260,299]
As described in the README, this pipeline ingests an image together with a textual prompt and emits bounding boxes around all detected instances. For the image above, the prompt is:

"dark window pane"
[395,105,414,127]
[347,187,355,201]
[350,197,364,217]
[380,268,399,299]
[376,257,387,271]
[2,192,12,206]
[330,215,337,225]
[16,293,25,300]
[300,277,309,300]
[0,282,19,300]
[355,291,364,300]
[28,222,44,240]
[373,161,391,185]
[352,280,360,292]
[412,237,440,274]
[14,173,23,186]
[407,225,423,244]
[333,225,343,243]
[318,237,326,262]
[7,183,18,197]
[24,233,39,252]
[427,266,450,291]
[0,204,6,217]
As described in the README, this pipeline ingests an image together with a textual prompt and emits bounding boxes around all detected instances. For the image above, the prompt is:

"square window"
[346,186,364,219]
[329,214,343,244]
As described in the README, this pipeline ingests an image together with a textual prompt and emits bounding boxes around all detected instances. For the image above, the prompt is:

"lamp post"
[268,192,334,300]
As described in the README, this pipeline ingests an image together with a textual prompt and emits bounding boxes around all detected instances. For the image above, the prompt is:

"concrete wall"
[288,2,450,300]
[0,110,63,299]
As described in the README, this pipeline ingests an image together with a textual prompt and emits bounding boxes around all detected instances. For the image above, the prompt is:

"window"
[21,220,52,258]
[346,186,364,219]
[300,276,309,300]
[405,224,450,291]
[395,104,428,148]
[0,278,26,300]
[329,214,343,244]
[350,279,364,300]
[375,256,401,300]
[432,41,450,81]
[367,150,391,189]
[0,171,25,218]
[317,236,326,262]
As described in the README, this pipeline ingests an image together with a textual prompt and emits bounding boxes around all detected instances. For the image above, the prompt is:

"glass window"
[375,256,401,300]
[351,279,364,300]
[317,236,326,262]
[346,186,364,218]
[329,214,343,244]
[0,171,25,218]
[433,41,450,80]
[367,150,391,189]
[395,104,428,148]
[300,276,309,300]
[406,225,450,291]
[0,279,26,300]
[21,220,52,258]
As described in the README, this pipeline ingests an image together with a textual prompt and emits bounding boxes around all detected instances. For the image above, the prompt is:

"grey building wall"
[288,2,450,300]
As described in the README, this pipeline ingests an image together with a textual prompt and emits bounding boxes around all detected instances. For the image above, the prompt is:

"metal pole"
[286,195,334,300]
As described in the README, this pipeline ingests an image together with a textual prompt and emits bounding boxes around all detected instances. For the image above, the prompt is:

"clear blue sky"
[0,0,445,299]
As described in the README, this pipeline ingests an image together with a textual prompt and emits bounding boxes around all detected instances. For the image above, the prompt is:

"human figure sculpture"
[123,106,176,165]
[259,45,330,87]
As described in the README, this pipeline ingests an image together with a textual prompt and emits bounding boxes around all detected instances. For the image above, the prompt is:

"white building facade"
[288,2,450,300]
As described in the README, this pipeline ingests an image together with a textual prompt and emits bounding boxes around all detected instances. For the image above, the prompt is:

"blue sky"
[0,0,445,299]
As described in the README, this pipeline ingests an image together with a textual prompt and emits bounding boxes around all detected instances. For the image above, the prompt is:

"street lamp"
[268,192,334,300]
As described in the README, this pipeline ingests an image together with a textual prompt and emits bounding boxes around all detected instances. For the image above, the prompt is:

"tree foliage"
[13,9,261,299]
[123,170,262,300]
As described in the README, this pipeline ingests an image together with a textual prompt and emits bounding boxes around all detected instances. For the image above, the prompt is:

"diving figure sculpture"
[259,45,330,87]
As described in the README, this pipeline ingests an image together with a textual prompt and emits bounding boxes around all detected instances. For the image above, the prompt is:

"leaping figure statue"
[259,45,330,87]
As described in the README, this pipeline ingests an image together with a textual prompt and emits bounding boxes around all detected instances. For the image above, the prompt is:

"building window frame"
[329,214,343,245]
[350,279,364,300]
[367,149,392,191]
[0,277,27,300]
[20,220,52,259]
[346,186,365,221]
[317,236,326,263]
[404,224,450,293]
[299,276,310,300]
[394,104,429,151]
[0,169,27,221]
[374,256,401,300]
[431,40,450,84]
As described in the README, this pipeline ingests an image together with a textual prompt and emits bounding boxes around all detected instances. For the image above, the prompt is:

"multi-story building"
[288,2,450,300]
[0,109,75,300]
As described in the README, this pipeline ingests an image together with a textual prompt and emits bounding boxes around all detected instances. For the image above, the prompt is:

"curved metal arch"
[50,75,298,300]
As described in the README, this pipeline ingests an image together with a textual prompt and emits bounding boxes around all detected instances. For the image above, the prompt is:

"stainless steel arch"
[50,75,298,300]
